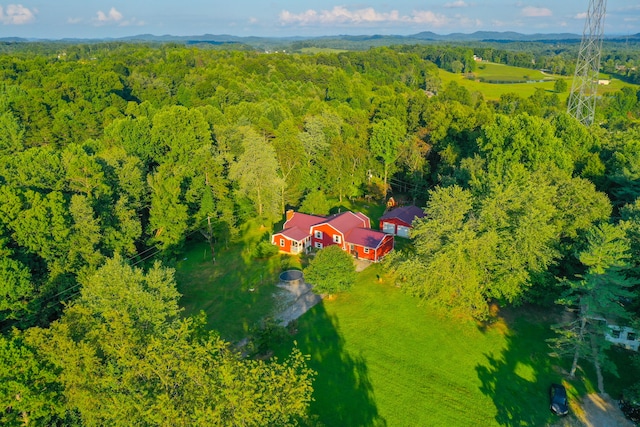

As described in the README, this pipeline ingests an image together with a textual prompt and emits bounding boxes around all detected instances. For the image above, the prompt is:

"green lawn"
[475,62,551,83]
[274,264,604,427]
[174,213,639,426]
[440,62,638,101]
[174,221,302,342]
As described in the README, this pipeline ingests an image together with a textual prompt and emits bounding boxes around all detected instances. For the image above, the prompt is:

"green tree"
[299,190,331,216]
[67,194,104,273]
[0,332,67,426]
[0,111,25,155]
[390,185,497,319]
[305,245,356,294]
[549,223,637,393]
[148,165,190,251]
[0,255,33,322]
[369,117,406,193]
[229,128,285,221]
[28,256,314,426]
[554,78,568,93]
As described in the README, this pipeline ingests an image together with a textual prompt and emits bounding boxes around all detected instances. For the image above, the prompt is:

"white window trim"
[363,247,370,254]
[333,234,341,244]
[315,242,323,249]
[314,230,323,239]
[280,238,285,247]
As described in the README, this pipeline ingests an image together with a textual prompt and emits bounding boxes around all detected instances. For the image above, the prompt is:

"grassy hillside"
[440,62,637,101]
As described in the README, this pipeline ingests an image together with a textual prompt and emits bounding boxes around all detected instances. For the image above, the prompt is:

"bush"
[249,317,288,356]
[304,245,356,294]
[254,240,279,258]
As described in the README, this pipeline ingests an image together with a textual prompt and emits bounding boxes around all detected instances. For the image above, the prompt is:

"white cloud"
[574,12,587,19]
[410,10,449,26]
[93,7,142,27]
[67,17,83,24]
[96,7,123,23]
[521,6,552,18]
[0,4,36,25]
[249,17,258,24]
[444,1,468,8]
[279,6,448,27]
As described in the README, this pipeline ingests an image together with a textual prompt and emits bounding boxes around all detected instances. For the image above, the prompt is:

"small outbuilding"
[379,205,425,238]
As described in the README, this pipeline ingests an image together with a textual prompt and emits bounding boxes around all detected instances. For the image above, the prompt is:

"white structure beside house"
[606,325,639,351]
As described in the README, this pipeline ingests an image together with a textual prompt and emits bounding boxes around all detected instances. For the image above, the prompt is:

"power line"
[0,217,213,335]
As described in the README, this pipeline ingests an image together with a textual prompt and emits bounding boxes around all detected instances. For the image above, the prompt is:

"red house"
[379,205,425,238]
[272,210,394,262]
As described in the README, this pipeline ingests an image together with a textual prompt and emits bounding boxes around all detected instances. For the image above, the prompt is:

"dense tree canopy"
[0,40,638,421]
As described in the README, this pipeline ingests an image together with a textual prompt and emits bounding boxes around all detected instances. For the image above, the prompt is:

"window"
[363,247,370,254]
[279,239,285,247]
[333,234,341,244]
[628,332,637,341]
[314,230,323,239]
[315,242,323,249]
[611,329,621,339]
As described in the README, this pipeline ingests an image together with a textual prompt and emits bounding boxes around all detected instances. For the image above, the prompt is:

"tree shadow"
[475,306,566,426]
[279,302,386,427]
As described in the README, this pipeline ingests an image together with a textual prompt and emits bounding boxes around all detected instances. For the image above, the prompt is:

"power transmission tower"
[567,0,607,126]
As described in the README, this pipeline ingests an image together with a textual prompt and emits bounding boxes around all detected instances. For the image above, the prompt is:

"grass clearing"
[274,264,582,426]
[440,61,638,101]
[174,208,638,425]
[174,220,301,342]
[475,62,550,82]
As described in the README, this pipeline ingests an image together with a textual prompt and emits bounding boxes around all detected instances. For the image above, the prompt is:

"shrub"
[254,240,279,258]
[304,245,356,294]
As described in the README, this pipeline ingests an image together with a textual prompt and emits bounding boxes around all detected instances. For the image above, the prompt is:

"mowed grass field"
[174,221,302,341]
[273,263,575,426]
[441,61,637,101]
[174,214,639,426]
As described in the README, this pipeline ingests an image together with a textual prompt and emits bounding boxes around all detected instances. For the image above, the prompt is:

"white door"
[397,225,411,238]
[382,222,396,235]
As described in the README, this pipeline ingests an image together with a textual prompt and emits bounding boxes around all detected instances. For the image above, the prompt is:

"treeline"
[0,42,639,424]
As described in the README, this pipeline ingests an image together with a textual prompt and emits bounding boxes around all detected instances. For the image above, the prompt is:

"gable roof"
[322,211,370,234]
[284,212,326,233]
[274,227,311,242]
[380,205,425,225]
[346,228,388,249]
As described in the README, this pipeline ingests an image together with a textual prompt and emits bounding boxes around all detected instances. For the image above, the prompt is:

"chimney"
[286,209,294,221]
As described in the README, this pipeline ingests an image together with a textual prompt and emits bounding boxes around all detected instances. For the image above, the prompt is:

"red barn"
[379,205,425,238]
[272,210,394,262]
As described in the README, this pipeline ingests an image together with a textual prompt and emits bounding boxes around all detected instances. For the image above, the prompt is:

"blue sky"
[0,1,638,39]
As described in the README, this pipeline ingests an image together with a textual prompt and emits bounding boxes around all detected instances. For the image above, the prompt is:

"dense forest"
[0,41,639,425]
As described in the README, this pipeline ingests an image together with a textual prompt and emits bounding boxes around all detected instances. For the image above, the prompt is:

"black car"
[550,383,569,416]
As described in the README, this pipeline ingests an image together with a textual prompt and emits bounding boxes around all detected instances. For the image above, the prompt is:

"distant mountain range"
[2,31,639,48]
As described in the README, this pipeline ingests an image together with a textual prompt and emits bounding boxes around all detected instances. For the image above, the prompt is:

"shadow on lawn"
[287,302,386,427]
[475,307,560,427]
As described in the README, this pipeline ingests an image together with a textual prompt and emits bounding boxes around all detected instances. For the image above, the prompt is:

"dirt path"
[273,281,322,326]
[552,393,633,427]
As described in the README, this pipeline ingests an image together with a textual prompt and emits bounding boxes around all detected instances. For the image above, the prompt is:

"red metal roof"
[274,227,310,242]
[345,228,388,249]
[284,212,326,233]
[379,205,425,225]
[323,211,369,234]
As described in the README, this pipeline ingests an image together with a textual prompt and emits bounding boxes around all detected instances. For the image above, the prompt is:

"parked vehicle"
[550,383,569,416]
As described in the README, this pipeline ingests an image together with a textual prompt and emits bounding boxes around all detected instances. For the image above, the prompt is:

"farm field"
[440,61,637,101]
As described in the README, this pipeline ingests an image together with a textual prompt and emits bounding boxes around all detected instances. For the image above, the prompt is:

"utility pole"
[567,0,607,126]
